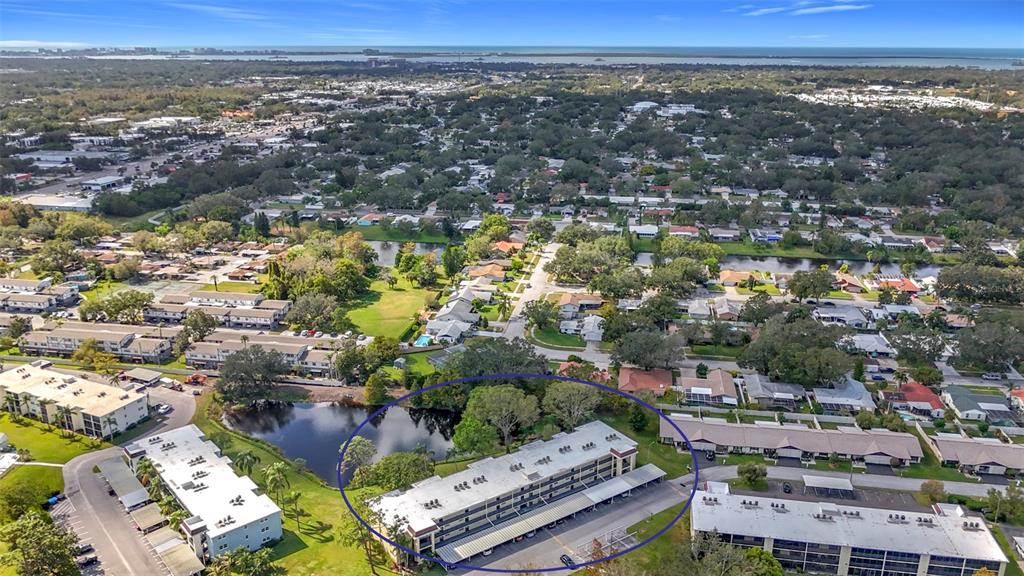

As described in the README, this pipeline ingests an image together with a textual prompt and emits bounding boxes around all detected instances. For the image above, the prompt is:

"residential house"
[833,272,866,293]
[927,433,1024,477]
[557,293,604,319]
[741,373,805,411]
[425,319,473,344]
[631,224,659,238]
[668,225,700,239]
[942,386,1015,424]
[618,367,672,398]
[559,316,604,342]
[813,375,877,414]
[814,306,870,329]
[675,369,739,406]
[839,333,896,358]
[708,228,741,242]
[466,264,506,282]
[718,270,754,287]
[879,381,945,419]
[712,297,742,321]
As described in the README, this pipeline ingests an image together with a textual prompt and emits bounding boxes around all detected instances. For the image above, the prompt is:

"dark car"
[560,554,576,568]
[783,482,793,494]
[705,451,715,462]
[76,543,94,555]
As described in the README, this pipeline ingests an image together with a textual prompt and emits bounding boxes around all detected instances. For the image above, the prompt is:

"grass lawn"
[991,525,1024,576]
[0,413,106,463]
[192,395,375,575]
[627,504,689,573]
[345,225,451,244]
[826,290,855,300]
[898,429,975,482]
[689,344,743,358]
[600,412,692,478]
[200,281,261,293]
[100,208,169,230]
[382,351,436,379]
[346,278,435,340]
[531,326,585,349]
[79,280,129,300]
[736,285,781,296]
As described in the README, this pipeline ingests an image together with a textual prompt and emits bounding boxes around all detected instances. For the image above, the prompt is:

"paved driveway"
[60,387,195,576]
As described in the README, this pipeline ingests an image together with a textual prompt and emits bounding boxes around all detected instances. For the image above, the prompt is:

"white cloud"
[791,4,872,15]
[745,6,789,16]
[0,40,90,49]
[164,2,269,22]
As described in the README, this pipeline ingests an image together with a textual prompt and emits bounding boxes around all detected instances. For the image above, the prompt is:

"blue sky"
[0,0,1021,49]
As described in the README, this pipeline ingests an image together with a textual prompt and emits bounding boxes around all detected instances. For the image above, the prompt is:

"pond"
[224,402,458,486]
[366,241,445,267]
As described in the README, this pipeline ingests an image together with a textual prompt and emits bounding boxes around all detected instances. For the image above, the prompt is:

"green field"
[381,350,436,379]
[600,412,692,478]
[689,344,743,358]
[0,413,106,464]
[346,278,436,340]
[531,326,586,349]
[79,280,129,300]
[192,395,374,575]
[627,504,689,572]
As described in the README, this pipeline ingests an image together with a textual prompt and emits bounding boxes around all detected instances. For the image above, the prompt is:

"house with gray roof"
[942,386,1016,424]
[741,373,806,411]
[813,375,876,414]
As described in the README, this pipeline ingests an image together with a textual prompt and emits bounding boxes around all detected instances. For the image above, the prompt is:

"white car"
[982,373,1003,381]
[157,405,173,415]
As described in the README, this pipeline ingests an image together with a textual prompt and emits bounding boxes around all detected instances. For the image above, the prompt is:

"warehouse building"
[691,487,1006,576]
[124,425,282,563]
[371,420,665,566]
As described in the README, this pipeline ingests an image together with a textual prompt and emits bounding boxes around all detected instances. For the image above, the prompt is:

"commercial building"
[658,414,923,466]
[691,488,1006,576]
[372,420,664,566]
[0,360,148,438]
[124,425,282,563]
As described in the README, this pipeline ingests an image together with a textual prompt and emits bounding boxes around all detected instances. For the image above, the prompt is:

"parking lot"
[730,479,928,513]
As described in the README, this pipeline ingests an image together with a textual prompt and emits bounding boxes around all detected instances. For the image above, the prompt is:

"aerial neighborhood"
[0,35,1023,576]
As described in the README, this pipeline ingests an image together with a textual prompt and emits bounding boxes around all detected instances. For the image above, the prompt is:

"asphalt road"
[59,387,196,576]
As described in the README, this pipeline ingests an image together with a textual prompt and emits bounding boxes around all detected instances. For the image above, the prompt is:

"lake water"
[223,402,457,486]
[366,241,444,267]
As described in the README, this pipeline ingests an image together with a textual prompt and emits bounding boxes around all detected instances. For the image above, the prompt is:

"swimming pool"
[414,334,433,347]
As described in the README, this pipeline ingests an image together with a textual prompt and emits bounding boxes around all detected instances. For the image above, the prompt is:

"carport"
[802,475,855,499]
[130,502,166,533]
[97,457,150,511]
[160,543,205,576]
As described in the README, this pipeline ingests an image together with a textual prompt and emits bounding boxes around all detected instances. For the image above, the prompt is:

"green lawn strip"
[626,504,689,573]
[200,281,261,293]
[689,344,742,358]
[381,351,436,379]
[346,278,436,340]
[735,285,781,296]
[0,413,107,463]
[600,413,692,478]
[79,280,130,300]
[344,225,451,244]
[990,525,1024,576]
[530,326,585,349]
[898,428,976,482]
[191,395,373,575]
[826,291,855,300]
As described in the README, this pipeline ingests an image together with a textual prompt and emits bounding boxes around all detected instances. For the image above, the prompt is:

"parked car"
[783,482,793,494]
[982,373,1003,381]
[76,543,94,555]
[76,554,98,567]
[560,554,576,568]
[157,405,172,415]
[871,374,887,381]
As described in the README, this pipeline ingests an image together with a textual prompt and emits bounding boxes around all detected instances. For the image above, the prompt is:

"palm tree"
[234,450,260,477]
[136,458,155,486]
[158,495,176,514]
[283,490,302,530]
[56,405,74,437]
[167,508,188,532]
[496,293,511,321]
[103,415,118,441]
[894,370,909,388]
[4,392,19,414]
[37,398,54,429]
[262,462,290,503]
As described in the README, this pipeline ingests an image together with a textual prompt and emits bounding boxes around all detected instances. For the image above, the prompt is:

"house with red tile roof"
[617,367,672,397]
[668,225,700,239]
[491,240,525,255]
[878,278,920,294]
[880,380,945,418]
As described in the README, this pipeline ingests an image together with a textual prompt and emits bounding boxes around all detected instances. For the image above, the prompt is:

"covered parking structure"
[802,475,855,499]
[97,457,150,511]
[130,502,167,533]
[434,464,665,566]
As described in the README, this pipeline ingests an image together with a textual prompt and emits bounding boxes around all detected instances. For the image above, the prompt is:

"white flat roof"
[124,425,279,538]
[374,420,637,534]
[0,363,146,417]
[692,493,1006,563]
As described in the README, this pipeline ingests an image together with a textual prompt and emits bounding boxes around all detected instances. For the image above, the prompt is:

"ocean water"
[79,46,1024,69]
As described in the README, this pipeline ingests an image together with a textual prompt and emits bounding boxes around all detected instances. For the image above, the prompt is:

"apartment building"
[145,292,291,329]
[691,488,1006,576]
[124,425,282,563]
[20,321,180,363]
[0,277,80,313]
[372,420,664,566]
[925,433,1024,477]
[0,360,148,438]
[659,415,923,467]
[184,330,366,376]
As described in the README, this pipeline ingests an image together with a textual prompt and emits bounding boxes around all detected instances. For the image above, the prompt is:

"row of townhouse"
[184,330,365,376]
[144,291,292,329]
[19,320,181,363]
[0,276,80,313]
[659,414,924,467]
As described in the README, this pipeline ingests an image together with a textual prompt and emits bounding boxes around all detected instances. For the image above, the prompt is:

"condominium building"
[144,292,291,329]
[659,414,923,466]
[372,420,665,566]
[124,425,282,563]
[691,488,1007,576]
[20,321,180,363]
[185,330,371,376]
[0,360,148,437]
